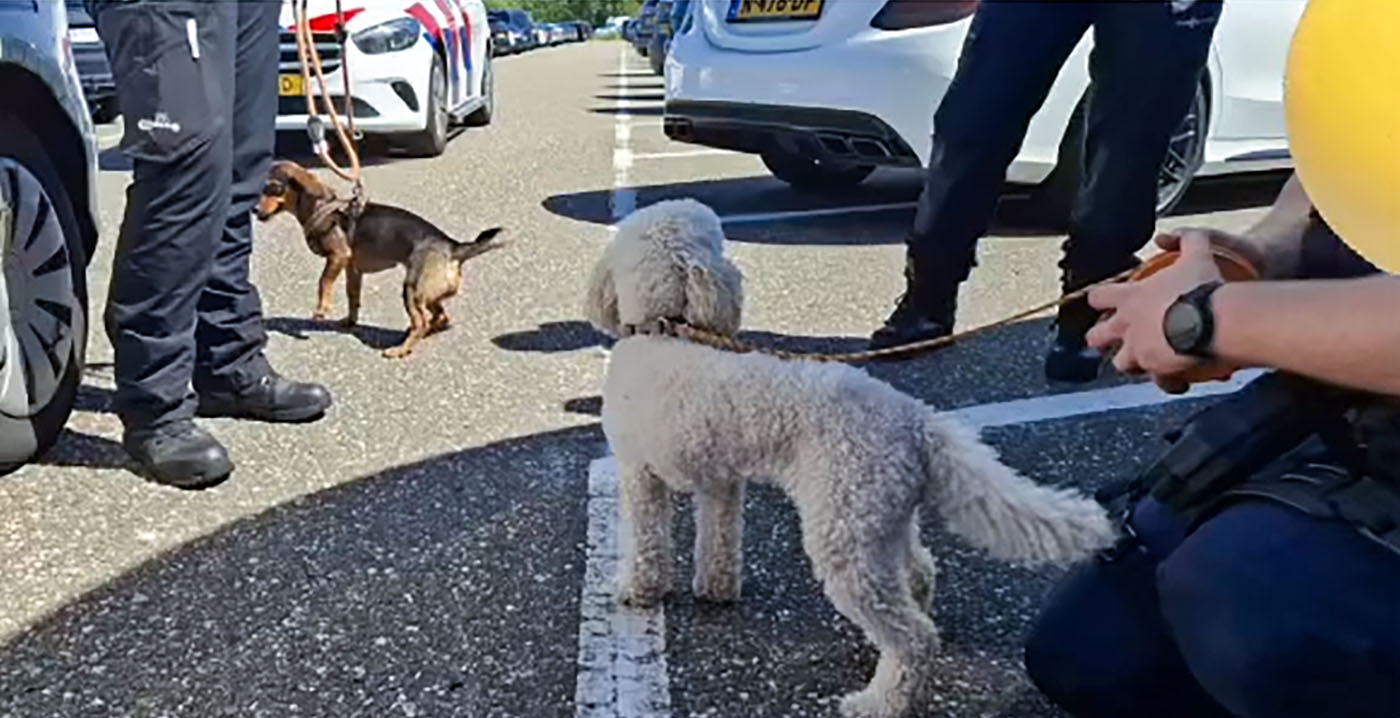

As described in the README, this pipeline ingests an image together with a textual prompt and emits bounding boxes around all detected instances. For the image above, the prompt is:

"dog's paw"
[311,307,332,321]
[839,689,902,718]
[337,316,357,328]
[382,346,412,359]
[692,573,741,604]
[615,578,667,608]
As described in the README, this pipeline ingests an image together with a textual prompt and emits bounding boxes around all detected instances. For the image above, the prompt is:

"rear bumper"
[663,100,920,168]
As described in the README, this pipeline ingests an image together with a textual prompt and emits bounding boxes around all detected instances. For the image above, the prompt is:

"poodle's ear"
[584,254,622,337]
[683,257,743,336]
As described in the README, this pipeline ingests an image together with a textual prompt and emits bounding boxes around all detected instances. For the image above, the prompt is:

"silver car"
[0,1,101,472]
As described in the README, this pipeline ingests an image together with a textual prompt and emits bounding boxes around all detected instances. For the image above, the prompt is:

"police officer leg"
[96,0,238,487]
[1024,498,1231,718]
[1158,500,1400,718]
[193,0,332,424]
[870,1,1093,350]
[1046,0,1221,383]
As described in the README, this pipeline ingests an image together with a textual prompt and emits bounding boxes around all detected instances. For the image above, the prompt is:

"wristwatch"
[1163,281,1223,359]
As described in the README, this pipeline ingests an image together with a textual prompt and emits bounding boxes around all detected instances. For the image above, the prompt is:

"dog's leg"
[340,265,362,328]
[692,481,744,603]
[314,255,347,320]
[428,301,451,334]
[816,541,939,718]
[383,286,429,359]
[907,515,937,616]
[616,463,674,607]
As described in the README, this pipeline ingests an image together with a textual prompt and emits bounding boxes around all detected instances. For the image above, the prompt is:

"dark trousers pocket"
[95,2,226,162]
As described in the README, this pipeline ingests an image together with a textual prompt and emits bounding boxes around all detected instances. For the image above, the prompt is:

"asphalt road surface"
[1,41,1288,718]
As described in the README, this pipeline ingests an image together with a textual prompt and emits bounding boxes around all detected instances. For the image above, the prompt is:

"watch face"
[1164,301,1204,353]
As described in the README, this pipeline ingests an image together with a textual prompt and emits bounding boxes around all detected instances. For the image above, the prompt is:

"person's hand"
[1087,231,1225,391]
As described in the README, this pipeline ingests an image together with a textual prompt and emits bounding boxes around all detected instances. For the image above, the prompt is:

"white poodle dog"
[583,199,1117,718]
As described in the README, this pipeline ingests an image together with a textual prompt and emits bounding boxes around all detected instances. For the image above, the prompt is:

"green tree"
[486,0,641,27]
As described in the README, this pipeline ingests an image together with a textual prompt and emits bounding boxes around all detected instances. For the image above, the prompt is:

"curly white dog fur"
[583,199,1118,718]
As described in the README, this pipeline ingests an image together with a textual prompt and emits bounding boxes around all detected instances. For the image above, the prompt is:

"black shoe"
[123,420,233,489]
[870,254,958,351]
[871,293,954,350]
[196,371,332,423]
[1044,298,1103,384]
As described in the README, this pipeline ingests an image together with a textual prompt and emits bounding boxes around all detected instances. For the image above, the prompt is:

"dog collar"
[619,316,686,338]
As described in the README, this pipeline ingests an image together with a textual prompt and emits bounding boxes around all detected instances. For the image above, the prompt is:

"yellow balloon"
[1285,0,1400,273]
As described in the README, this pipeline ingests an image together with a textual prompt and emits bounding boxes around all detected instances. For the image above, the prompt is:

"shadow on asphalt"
[0,424,600,718]
[587,105,665,116]
[490,320,601,353]
[266,316,405,351]
[593,92,666,103]
[542,169,1292,247]
[36,428,129,471]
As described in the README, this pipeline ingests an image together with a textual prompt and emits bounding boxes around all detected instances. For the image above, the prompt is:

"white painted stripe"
[576,457,671,718]
[952,369,1265,430]
[632,149,739,161]
[720,202,917,225]
[575,48,670,718]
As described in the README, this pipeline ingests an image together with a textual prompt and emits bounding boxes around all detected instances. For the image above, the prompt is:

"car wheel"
[648,37,666,75]
[0,112,90,475]
[403,56,448,157]
[761,149,875,192]
[1031,81,1209,227]
[465,54,494,127]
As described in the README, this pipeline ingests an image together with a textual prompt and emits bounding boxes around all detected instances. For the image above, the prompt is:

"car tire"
[761,149,875,192]
[1031,81,1209,228]
[403,56,449,157]
[648,37,666,75]
[0,112,90,475]
[465,54,494,127]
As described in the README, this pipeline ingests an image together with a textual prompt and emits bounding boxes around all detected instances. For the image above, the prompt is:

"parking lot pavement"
[1,40,1287,718]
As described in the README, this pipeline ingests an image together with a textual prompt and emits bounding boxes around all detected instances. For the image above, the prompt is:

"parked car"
[501,9,538,52]
[0,1,101,473]
[488,10,517,55]
[632,0,661,56]
[564,20,593,42]
[532,22,550,48]
[274,0,494,158]
[596,15,630,39]
[648,0,691,76]
[63,0,118,124]
[665,1,1302,217]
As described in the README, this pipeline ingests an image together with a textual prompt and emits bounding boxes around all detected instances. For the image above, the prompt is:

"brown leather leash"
[640,266,1142,363]
[293,0,365,212]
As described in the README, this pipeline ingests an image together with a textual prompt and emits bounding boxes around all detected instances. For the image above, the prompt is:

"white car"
[665,0,1303,215]
[0,2,100,472]
[276,0,494,157]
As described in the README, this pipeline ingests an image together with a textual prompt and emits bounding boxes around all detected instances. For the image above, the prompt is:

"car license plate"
[726,0,824,23]
[68,27,101,45]
[277,74,305,97]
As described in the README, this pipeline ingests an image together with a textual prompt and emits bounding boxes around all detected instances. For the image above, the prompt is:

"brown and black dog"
[256,160,504,358]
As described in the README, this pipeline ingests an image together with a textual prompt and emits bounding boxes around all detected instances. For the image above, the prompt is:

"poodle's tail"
[921,412,1117,566]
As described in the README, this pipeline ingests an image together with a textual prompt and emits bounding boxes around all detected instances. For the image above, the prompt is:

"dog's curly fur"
[584,199,1118,718]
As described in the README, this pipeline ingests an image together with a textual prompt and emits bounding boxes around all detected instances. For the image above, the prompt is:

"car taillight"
[871,0,979,31]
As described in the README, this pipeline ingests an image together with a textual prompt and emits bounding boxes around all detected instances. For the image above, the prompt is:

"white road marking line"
[952,369,1264,430]
[576,457,671,718]
[720,202,918,225]
[575,47,670,718]
[632,149,739,161]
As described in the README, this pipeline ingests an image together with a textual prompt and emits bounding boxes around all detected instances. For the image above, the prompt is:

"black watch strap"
[1165,281,1223,359]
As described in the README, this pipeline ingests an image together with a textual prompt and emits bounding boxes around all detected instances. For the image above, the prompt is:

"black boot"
[197,370,332,423]
[1044,295,1104,384]
[123,420,233,489]
[870,254,958,351]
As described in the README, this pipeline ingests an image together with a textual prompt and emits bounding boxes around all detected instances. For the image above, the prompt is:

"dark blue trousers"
[1025,491,1400,717]
[911,0,1221,310]
[96,0,277,429]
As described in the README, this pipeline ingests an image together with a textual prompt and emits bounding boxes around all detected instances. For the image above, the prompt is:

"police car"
[0,1,100,472]
[276,0,494,157]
